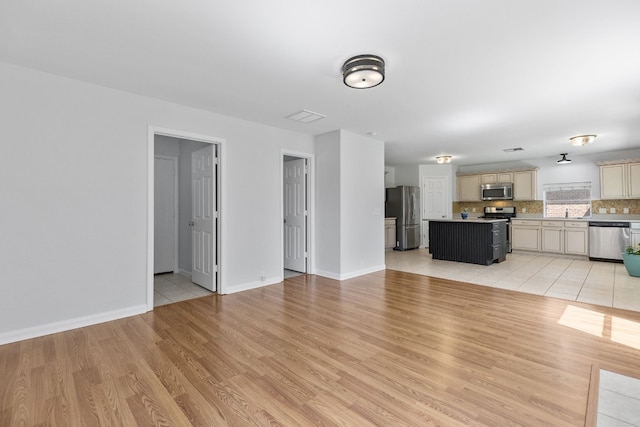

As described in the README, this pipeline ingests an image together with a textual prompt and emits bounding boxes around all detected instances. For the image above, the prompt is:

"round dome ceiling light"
[342,54,385,89]
[570,134,597,146]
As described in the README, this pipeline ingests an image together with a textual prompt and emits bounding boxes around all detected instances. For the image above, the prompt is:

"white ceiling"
[2,0,640,166]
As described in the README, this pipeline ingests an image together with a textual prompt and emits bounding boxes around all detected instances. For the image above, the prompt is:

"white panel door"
[422,176,449,248]
[284,158,306,273]
[154,157,176,274]
[192,145,216,291]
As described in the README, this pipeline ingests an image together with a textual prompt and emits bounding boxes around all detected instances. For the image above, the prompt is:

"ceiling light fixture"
[557,153,572,164]
[435,155,452,164]
[342,54,385,89]
[570,134,597,146]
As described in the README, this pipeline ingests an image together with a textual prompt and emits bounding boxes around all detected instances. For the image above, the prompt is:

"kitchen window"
[543,182,591,218]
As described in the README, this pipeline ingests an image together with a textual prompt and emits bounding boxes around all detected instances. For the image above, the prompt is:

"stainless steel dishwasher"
[588,221,630,261]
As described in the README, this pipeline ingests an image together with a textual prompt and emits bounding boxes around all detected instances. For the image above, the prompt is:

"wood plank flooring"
[1,269,640,426]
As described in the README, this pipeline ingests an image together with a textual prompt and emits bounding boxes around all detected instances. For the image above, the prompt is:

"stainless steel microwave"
[481,183,513,200]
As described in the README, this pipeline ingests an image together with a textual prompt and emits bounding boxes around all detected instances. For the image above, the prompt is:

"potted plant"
[623,244,640,277]
[461,208,469,219]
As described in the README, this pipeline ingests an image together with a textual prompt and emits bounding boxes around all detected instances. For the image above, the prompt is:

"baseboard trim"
[316,264,386,281]
[0,304,148,345]
[222,276,281,295]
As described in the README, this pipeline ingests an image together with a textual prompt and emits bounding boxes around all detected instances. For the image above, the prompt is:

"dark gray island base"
[428,219,508,265]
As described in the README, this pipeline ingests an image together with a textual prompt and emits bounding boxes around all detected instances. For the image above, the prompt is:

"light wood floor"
[2,270,640,426]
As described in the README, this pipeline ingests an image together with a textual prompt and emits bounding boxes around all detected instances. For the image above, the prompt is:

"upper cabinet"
[599,162,640,199]
[513,170,536,200]
[457,175,481,201]
[481,172,513,184]
[457,168,537,201]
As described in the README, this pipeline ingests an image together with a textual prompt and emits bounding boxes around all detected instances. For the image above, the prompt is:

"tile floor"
[385,249,640,312]
[598,370,640,426]
[154,270,305,307]
[284,269,304,279]
[154,272,213,307]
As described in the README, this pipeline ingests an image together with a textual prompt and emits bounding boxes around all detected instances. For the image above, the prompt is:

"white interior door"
[422,176,450,247]
[284,158,306,273]
[191,145,216,291]
[154,157,176,274]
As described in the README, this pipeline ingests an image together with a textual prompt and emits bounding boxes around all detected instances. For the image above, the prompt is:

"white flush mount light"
[570,134,597,146]
[435,155,452,164]
[557,153,572,164]
[342,54,385,89]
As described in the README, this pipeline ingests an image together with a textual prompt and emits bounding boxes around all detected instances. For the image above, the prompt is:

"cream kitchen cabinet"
[458,168,537,201]
[457,174,481,201]
[541,221,563,253]
[511,219,541,251]
[513,170,536,200]
[481,172,513,184]
[564,221,589,256]
[513,219,588,256]
[600,162,640,199]
[385,218,397,249]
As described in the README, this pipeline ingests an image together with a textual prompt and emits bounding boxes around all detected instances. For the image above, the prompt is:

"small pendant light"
[557,153,572,164]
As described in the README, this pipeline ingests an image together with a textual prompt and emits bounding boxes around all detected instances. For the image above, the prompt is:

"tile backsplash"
[454,200,543,214]
[453,199,640,215]
[592,199,640,215]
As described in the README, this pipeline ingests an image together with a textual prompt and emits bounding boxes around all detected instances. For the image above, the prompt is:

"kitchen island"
[428,219,508,265]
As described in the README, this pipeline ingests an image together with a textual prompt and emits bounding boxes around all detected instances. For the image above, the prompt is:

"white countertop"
[424,215,640,223]
[428,218,508,224]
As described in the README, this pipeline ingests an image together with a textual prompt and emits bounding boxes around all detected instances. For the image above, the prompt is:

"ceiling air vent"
[285,109,326,124]
[503,147,524,152]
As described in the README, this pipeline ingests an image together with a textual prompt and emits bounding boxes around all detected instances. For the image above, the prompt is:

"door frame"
[281,149,315,277]
[154,155,179,273]
[147,126,226,311]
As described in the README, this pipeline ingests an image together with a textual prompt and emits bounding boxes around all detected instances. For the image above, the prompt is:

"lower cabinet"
[541,221,563,253]
[385,218,397,249]
[512,219,588,256]
[511,220,541,251]
[564,221,589,255]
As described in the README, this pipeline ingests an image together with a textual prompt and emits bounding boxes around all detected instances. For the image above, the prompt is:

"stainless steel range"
[480,206,517,253]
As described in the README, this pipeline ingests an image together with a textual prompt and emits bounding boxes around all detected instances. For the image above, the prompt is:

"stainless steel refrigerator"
[385,186,420,250]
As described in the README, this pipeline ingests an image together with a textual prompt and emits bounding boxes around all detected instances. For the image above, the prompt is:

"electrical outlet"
[260,272,265,281]
[599,208,607,214]
[610,208,616,214]
[624,208,630,214]
[472,208,476,213]
[521,208,526,213]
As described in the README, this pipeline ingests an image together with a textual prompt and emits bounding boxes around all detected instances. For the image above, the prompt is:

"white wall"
[315,131,342,276]
[315,130,385,279]
[391,164,419,187]
[155,135,181,158]
[384,166,396,188]
[0,62,313,343]
[340,131,385,276]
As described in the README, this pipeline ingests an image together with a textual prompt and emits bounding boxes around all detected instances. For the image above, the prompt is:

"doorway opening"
[282,152,313,279]
[148,127,224,310]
